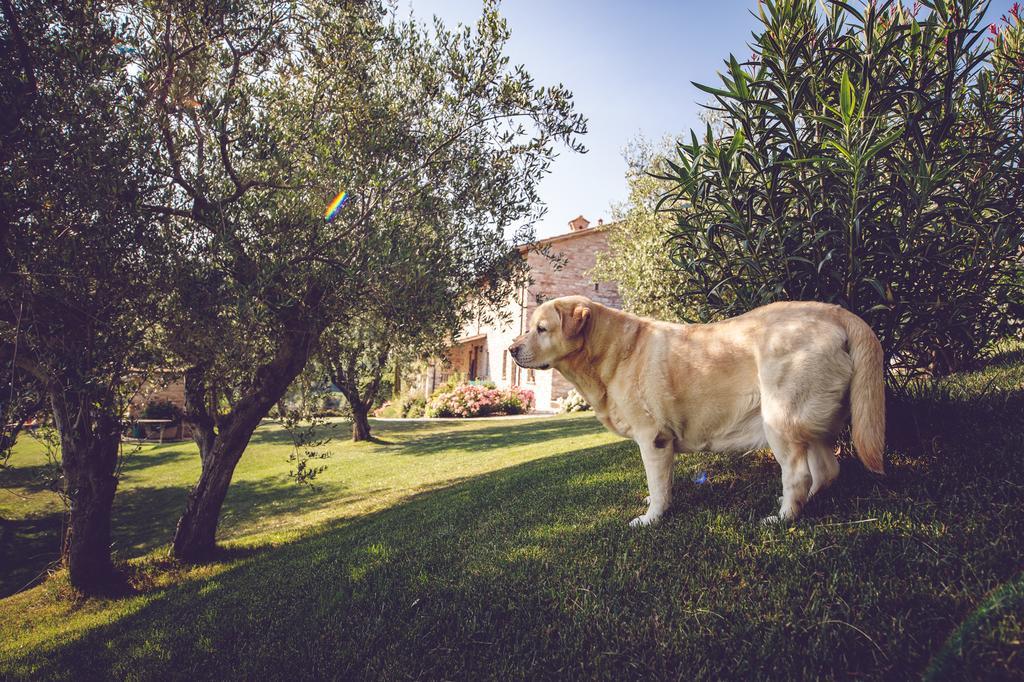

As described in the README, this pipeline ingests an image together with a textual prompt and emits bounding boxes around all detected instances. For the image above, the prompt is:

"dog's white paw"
[629,513,661,528]
[760,514,784,526]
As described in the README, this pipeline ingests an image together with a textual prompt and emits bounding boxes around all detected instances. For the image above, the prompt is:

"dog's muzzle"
[508,343,549,370]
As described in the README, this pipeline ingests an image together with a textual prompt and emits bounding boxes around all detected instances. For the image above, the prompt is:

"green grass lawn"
[1,353,1023,679]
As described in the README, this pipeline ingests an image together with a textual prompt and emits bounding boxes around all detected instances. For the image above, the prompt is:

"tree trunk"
[329,343,388,444]
[351,401,372,441]
[172,328,318,562]
[171,431,246,561]
[51,396,121,594]
[62,449,119,590]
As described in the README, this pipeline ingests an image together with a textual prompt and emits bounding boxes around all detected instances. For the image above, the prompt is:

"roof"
[453,332,487,344]
[517,221,617,254]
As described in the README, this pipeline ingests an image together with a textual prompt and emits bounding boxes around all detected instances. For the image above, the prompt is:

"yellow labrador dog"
[509,296,885,526]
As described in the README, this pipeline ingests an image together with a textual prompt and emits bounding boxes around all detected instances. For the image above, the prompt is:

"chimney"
[568,215,590,232]
[597,218,604,226]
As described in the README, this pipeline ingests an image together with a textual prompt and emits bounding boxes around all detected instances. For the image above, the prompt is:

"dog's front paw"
[760,514,784,526]
[629,513,661,528]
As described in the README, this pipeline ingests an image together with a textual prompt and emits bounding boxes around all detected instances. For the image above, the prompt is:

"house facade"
[425,215,621,411]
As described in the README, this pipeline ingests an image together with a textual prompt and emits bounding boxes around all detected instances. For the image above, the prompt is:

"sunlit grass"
[0,413,620,597]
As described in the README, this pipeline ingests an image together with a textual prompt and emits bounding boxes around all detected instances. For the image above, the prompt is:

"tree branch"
[362,344,390,408]
[219,41,244,196]
[141,203,194,220]
[183,365,217,460]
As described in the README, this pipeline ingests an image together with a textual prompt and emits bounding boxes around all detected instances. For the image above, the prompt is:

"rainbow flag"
[324,190,349,222]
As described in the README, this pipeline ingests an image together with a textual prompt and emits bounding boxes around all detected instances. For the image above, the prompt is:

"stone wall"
[524,228,622,317]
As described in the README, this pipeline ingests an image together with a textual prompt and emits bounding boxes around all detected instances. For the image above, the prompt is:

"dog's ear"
[561,301,591,339]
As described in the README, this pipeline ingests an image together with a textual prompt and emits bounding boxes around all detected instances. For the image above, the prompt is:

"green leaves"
[729,55,751,100]
[839,70,855,123]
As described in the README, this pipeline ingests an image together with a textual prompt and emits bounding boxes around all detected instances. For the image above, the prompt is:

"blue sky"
[407,0,1019,239]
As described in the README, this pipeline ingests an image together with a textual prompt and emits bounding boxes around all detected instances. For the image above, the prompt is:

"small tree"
[320,319,392,442]
[659,0,1024,381]
[592,137,692,321]
[319,201,529,442]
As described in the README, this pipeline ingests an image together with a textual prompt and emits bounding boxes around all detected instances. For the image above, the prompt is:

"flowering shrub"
[560,389,590,413]
[426,385,534,418]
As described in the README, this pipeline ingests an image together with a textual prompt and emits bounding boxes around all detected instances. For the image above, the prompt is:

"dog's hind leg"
[808,439,840,498]
[630,436,675,528]
[762,426,811,524]
[758,344,847,522]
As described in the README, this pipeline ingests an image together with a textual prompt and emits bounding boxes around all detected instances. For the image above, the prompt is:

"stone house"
[424,215,622,411]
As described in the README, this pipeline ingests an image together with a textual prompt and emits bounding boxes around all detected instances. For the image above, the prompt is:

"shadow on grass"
[0,462,60,493]
[0,515,64,598]
[382,415,607,457]
[887,386,1024,457]
[0,414,589,599]
[980,344,1024,369]
[118,445,197,473]
[0,473,359,599]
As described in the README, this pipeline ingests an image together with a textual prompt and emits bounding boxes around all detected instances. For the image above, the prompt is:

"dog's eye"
[537,326,546,333]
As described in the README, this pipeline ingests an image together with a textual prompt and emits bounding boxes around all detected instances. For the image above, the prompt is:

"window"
[502,351,508,380]
[526,368,535,383]
[593,282,599,292]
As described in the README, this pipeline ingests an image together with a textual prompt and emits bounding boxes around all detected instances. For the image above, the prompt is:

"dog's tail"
[840,310,886,474]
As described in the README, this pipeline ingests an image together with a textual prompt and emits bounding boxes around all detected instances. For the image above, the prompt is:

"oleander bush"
[658,0,1024,383]
[426,385,534,418]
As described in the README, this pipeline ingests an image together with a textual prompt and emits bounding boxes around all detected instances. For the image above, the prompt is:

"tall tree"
[133,0,584,559]
[1,0,166,592]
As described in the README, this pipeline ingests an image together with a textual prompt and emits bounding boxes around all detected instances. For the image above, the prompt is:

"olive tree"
[1,0,166,592]
[129,0,584,559]
[319,204,527,442]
